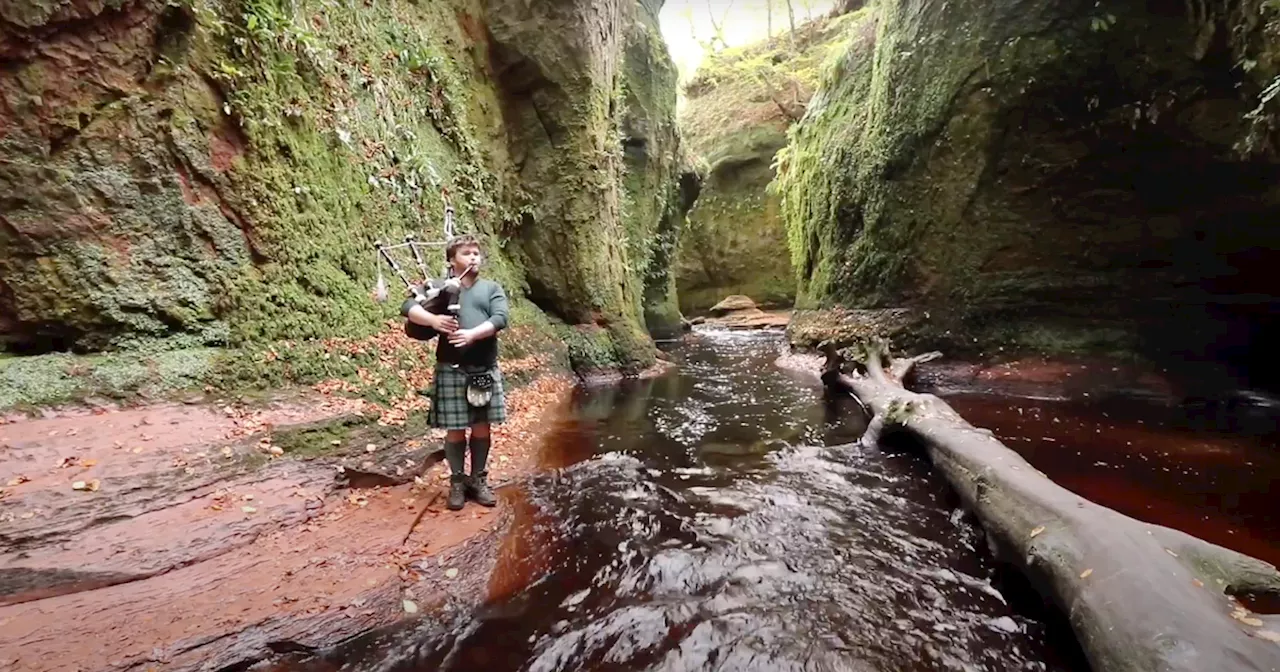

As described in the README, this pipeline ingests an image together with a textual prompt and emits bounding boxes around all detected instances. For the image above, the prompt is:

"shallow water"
[325,331,1087,672]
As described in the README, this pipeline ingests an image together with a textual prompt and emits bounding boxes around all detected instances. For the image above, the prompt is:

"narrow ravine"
[313,330,1089,672]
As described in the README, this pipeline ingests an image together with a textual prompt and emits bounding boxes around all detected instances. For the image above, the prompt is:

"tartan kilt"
[428,364,507,430]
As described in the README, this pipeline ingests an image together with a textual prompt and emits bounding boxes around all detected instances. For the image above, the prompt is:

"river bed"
[319,331,1091,672]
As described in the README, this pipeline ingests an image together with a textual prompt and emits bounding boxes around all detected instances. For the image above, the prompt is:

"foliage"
[1,0,684,395]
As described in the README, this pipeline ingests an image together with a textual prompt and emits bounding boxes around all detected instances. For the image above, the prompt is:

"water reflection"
[330,331,1084,672]
[944,393,1280,568]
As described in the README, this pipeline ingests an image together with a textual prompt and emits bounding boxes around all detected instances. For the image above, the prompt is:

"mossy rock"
[672,12,861,316]
[1,0,684,382]
[676,137,795,314]
[776,1,1280,369]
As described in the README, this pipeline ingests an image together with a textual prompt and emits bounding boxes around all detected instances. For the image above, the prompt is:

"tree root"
[822,345,1280,672]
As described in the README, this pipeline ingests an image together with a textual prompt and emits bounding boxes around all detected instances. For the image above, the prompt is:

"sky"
[657,0,838,83]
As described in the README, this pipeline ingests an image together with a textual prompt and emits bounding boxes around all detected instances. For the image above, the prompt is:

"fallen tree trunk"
[818,345,1280,672]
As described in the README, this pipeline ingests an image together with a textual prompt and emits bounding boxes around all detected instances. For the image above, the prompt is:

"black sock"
[444,439,466,477]
[469,435,491,476]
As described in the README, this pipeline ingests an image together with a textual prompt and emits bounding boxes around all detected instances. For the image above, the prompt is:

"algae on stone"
[777,0,1280,377]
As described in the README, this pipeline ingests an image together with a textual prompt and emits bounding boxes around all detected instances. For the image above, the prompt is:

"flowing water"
[324,330,1089,672]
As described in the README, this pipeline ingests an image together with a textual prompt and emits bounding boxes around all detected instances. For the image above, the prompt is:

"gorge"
[2,0,1280,670]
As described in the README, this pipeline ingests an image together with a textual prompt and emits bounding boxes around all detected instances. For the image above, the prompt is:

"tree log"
[820,345,1280,672]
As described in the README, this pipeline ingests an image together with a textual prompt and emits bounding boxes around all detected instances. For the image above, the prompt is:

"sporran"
[466,372,494,408]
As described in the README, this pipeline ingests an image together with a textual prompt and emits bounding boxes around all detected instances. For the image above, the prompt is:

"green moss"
[555,322,627,374]
[0,347,219,410]
[671,13,864,316]
[270,411,432,458]
[2,0,683,385]
[676,133,794,314]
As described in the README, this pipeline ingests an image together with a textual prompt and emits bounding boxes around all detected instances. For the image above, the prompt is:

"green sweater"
[435,277,509,368]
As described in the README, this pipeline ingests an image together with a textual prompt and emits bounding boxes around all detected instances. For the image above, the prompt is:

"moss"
[203,0,508,346]
[0,347,219,410]
[618,13,685,340]
[676,135,794,313]
[2,0,682,386]
[671,13,862,316]
[270,411,432,458]
[773,2,1273,362]
[555,322,626,374]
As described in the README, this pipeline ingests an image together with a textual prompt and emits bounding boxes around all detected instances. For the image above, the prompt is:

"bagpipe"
[371,203,472,342]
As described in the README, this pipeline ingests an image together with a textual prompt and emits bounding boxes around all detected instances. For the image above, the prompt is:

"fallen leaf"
[6,475,29,486]
[56,456,79,469]
[402,600,418,614]
[1192,579,1204,588]
[241,505,257,513]
[87,479,100,492]
[1029,526,1046,538]
[1256,630,1280,643]
[221,446,234,458]
[1231,609,1264,627]
[82,459,98,468]
[444,568,459,579]
[1079,568,1093,579]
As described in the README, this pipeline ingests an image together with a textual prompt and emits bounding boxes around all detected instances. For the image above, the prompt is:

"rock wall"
[674,12,859,315]
[0,0,681,377]
[777,0,1280,389]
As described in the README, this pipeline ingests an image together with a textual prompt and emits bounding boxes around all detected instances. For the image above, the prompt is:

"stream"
[309,328,1280,671]
[324,330,1093,672]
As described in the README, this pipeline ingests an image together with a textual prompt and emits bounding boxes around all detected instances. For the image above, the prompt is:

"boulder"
[708,295,758,316]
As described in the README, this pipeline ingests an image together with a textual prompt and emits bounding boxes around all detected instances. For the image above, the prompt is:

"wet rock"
[697,295,792,331]
[709,295,759,316]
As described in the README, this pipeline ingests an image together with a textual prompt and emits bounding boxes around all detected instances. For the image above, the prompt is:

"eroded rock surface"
[0,376,573,671]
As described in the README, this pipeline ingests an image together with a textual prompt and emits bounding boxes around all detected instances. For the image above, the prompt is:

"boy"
[404,234,509,510]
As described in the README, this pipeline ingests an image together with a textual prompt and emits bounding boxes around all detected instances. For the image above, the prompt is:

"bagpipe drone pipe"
[370,205,470,342]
